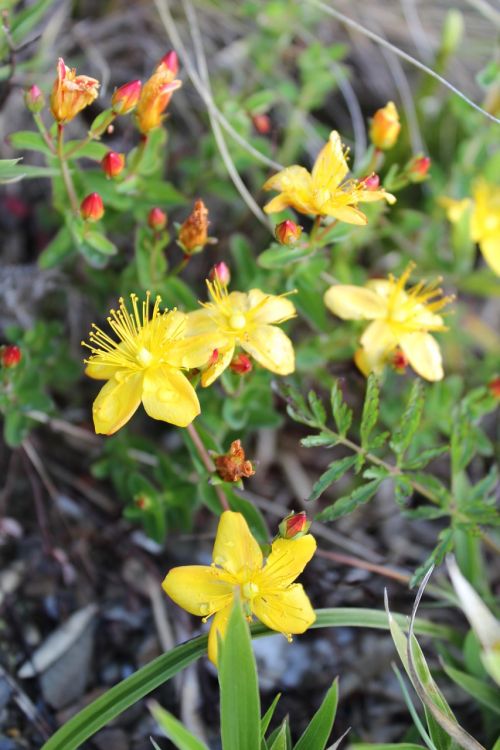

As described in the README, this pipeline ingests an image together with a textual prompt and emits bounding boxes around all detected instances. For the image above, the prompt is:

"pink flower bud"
[407,155,431,183]
[275,219,302,246]
[360,173,380,190]
[209,262,231,286]
[161,50,179,75]
[279,512,311,540]
[1,345,22,368]
[101,151,125,179]
[252,113,271,134]
[488,376,500,400]
[148,207,167,231]
[25,85,45,113]
[111,80,142,115]
[230,353,252,375]
[80,193,104,222]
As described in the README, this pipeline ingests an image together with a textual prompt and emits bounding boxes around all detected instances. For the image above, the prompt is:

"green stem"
[124,134,149,181]
[33,113,56,154]
[169,255,190,277]
[56,124,79,214]
[65,111,116,158]
[186,423,229,511]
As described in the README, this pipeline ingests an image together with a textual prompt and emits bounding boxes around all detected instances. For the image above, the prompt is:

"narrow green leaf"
[84,231,118,256]
[269,722,288,750]
[11,0,54,43]
[219,600,261,750]
[149,702,209,749]
[441,663,500,715]
[38,227,74,269]
[330,380,352,437]
[301,434,337,448]
[258,243,312,269]
[352,745,427,750]
[294,679,338,750]
[309,456,358,502]
[403,447,447,470]
[9,130,53,156]
[308,390,326,425]
[390,380,425,463]
[316,479,381,522]
[360,374,379,449]
[261,694,281,739]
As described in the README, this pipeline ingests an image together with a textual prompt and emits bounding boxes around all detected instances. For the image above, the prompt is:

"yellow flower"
[82,293,212,434]
[263,131,396,225]
[324,265,453,381]
[50,58,99,124]
[369,101,401,150]
[135,52,182,134]
[471,181,500,276]
[185,278,296,386]
[162,510,316,665]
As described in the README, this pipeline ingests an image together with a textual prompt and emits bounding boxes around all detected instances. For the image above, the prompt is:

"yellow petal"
[201,345,234,387]
[354,347,372,376]
[252,583,316,635]
[168,334,225,370]
[85,359,122,380]
[311,131,349,191]
[242,325,295,375]
[360,320,398,365]
[185,308,220,336]
[321,202,368,225]
[208,603,232,665]
[365,279,392,297]
[480,236,500,276]
[324,285,387,320]
[92,371,143,435]
[263,166,313,195]
[212,511,263,576]
[263,194,295,214]
[357,188,396,205]
[162,565,234,616]
[258,535,316,589]
[399,332,443,381]
[439,196,472,224]
[247,289,296,325]
[141,365,200,427]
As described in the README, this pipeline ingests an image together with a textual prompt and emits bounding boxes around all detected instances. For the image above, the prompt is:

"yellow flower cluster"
[82,283,296,434]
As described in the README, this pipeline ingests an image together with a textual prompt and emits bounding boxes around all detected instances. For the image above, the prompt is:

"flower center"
[137,347,153,366]
[242,581,259,601]
[229,313,246,330]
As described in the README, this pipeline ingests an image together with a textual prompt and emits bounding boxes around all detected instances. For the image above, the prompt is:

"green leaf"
[309,456,358,502]
[360,374,379,449]
[308,390,326,425]
[10,0,54,43]
[84,231,118,256]
[261,694,281,739]
[294,679,338,750]
[330,380,352,437]
[441,662,500,715]
[258,243,312,269]
[316,479,381,522]
[9,130,53,156]
[230,234,259,288]
[65,140,108,161]
[38,227,74,269]
[269,723,288,750]
[390,380,424,463]
[219,600,261,750]
[403,447,448,470]
[352,746,427,750]
[410,530,454,588]
[149,702,209,749]
[301,434,337,448]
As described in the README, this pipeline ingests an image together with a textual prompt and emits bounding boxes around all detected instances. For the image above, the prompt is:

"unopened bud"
[488,376,500,399]
[111,80,142,115]
[101,151,125,179]
[25,85,45,113]
[252,113,271,135]
[214,440,255,483]
[391,349,408,373]
[1,345,22,368]
[275,219,302,246]
[80,192,104,222]
[148,207,167,231]
[178,199,209,254]
[161,50,179,75]
[230,353,252,375]
[407,155,431,183]
[278,511,311,540]
[209,262,230,286]
[135,493,152,510]
[369,101,401,150]
[360,173,380,190]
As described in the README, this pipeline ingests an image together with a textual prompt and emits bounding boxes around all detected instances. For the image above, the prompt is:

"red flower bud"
[80,193,104,222]
[407,155,431,183]
[488,376,500,399]
[111,80,142,115]
[25,84,45,113]
[101,151,125,179]
[252,113,271,134]
[230,353,252,375]
[391,349,409,373]
[278,512,311,540]
[360,173,380,190]
[208,262,231,286]
[161,50,179,75]
[134,494,152,510]
[148,207,167,231]
[1,345,22,368]
[275,219,302,246]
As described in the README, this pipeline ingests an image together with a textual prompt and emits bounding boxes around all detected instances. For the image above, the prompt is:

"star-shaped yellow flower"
[324,265,453,381]
[82,293,212,434]
[162,511,316,665]
[185,278,296,386]
[263,131,396,225]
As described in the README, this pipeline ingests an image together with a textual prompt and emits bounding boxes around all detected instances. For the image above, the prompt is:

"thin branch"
[186,423,229,511]
[307,0,500,126]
